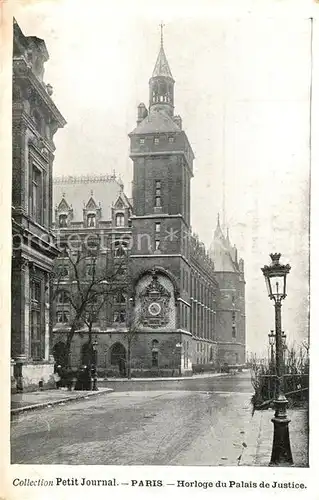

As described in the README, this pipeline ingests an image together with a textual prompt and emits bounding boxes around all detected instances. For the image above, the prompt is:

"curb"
[102,373,228,382]
[239,410,263,466]
[11,388,113,415]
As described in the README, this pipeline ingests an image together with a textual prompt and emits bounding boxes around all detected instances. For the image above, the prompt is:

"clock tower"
[128,27,195,374]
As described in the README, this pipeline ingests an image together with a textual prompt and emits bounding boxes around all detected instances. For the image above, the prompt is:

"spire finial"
[217,213,220,226]
[160,21,165,48]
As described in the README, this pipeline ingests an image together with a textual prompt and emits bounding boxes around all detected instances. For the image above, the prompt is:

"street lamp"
[261,253,292,466]
[92,339,98,391]
[268,330,275,373]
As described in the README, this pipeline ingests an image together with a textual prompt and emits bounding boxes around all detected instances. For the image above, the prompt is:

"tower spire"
[149,23,174,116]
[160,21,165,48]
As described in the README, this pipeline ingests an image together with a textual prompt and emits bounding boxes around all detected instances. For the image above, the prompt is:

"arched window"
[151,339,159,351]
[52,341,68,368]
[115,213,125,227]
[110,342,126,366]
[81,342,94,366]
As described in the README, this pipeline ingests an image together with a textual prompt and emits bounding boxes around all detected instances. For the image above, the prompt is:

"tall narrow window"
[151,340,159,367]
[155,222,161,233]
[232,311,236,323]
[113,310,126,323]
[232,326,236,339]
[152,351,159,367]
[59,214,67,228]
[116,213,125,227]
[87,213,96,227]
[155,240,160,250]
[155,180,161,207]
[30,280,43,360]
[57,290,69,304]
[56,310,70,324]
[32,166,42,224]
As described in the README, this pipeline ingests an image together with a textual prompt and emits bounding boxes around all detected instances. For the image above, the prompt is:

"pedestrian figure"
[118,357,126,377]
[74,365,85,390]
[53,367,61,389]
[65,367,74,391]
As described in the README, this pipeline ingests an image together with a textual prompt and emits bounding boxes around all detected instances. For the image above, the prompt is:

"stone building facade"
[51,36,246,376]
[11,20,66,390]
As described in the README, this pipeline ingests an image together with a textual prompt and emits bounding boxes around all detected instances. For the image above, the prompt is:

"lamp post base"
[92,378,98,391]
[269,412,293,466]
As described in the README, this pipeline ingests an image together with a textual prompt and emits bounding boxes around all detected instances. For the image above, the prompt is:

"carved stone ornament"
[139,271,171,328]
[28,137,49,159]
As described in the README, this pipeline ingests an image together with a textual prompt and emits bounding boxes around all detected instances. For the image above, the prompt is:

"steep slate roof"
[209,216,239,273]
[130,108,181,135]
[53,175,124,223]
[152,45,174,79]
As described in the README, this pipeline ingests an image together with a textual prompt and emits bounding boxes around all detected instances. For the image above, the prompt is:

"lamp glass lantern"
[261,253,291,302]
[268,330,275,346]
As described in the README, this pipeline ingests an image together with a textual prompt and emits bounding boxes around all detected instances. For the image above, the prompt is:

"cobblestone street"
[11,374,254,466]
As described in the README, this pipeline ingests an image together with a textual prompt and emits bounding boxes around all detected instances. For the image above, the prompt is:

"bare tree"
[123,298,140,379]
[53,239,127,365]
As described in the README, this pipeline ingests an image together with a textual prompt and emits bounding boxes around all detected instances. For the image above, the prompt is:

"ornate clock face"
[148,302,162,317]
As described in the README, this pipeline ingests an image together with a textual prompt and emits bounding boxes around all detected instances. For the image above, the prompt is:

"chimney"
[239,258,244,273]
[137,103,148,124]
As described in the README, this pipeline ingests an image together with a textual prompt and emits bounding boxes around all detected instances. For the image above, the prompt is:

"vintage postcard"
[0,0,318,499]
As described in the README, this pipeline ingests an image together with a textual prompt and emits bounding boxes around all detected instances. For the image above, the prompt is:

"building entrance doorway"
[110,342,126,377]
[52,341,68,368]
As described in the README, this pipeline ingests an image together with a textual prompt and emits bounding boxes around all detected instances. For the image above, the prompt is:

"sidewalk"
[11,387,113,415]
[103,372,227,382]
[240,407,309,467]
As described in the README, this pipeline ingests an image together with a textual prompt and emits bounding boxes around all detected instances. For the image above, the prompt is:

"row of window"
[139,136,175,145]
[55,309,128,325]
[57,264,127,280]
[58,212,126,229]
[57,290,126,305]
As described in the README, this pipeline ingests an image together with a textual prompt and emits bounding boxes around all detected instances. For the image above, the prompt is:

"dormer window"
[59,214,68,228]
[169,136,174,143]
[154,137,159,144]
[87,213,96,228]
[115,213,125,227]
[140,138,145,144]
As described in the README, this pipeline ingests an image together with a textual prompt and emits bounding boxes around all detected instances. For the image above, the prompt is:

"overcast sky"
[15,1,311,355]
